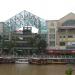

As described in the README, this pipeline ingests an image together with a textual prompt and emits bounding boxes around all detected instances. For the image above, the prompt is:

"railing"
[60,38,75,42]
[30,55,75,59]
[58,26,75,29]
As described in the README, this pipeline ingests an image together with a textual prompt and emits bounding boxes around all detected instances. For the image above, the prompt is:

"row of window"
[49,28,55,46]
[49,41,65,47]
[16,43,32,47]
[49,34,55,39]
[58,29,75,33]
[60,35,73,38]
[60,42,65,46]
[49,28,55,33]
[62,20,75,26]
[50,41,55,46]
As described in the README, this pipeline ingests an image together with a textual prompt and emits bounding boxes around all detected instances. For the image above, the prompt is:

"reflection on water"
[0,64,75,75]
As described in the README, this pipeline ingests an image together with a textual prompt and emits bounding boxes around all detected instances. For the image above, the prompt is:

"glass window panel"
[50,28,55,33]
[49,34,55,39]
[50,41,55,46]
[60,42,65,46]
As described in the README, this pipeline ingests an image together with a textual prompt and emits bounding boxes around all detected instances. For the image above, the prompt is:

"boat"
[28,57,50,65]
[0,57,15,64]
[15,58,28,64]
[28,57,75,65]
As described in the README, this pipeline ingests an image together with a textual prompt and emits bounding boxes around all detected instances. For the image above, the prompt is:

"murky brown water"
[0,64,75,75]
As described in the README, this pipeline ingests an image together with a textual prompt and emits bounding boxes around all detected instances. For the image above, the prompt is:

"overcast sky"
[0,0,75,21]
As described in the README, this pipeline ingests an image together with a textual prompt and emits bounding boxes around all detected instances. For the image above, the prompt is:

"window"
[51,22,54,26]
[49,34,55,39]
[3,35,9,40]
[50,41,55,46]
[68,35,73,38]
[63,36,65,38]
[60,42,65,46]
[49,28,55,33]
[62,20,75,26]
[60,36,65,38]
[60,36,62,38]
[60,29,65,32]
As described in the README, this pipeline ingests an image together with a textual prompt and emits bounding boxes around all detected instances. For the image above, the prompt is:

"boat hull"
[28,58,75,65]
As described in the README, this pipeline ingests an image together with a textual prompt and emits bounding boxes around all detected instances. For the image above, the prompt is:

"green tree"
[1,34,5,55]
[28,34,47,54]
[28,37,37,54]
[65,68,73,75]
[37,39,47,54]
[0,35,3,55]
[3,32,16,55]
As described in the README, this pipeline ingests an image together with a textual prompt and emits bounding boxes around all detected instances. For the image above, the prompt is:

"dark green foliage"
[65,68,73,75]
[37,39,47,53]
[28,34,47,54]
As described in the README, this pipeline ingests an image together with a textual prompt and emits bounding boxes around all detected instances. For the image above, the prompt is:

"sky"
[0,0,75,21]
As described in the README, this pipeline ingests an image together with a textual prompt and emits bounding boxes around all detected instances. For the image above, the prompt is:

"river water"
[0,64,75,75]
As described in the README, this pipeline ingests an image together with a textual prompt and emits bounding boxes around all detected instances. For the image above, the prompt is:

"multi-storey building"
[46,12,75,50]
[0,11,75,63]
[11,26,38,55]
[45,13,75,64]
[0,10,48,55]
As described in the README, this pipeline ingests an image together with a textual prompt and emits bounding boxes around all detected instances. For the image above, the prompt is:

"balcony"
[58,26,75,29]
[60,38,75,42]
[15,41,28,43]
[66,45,75,49]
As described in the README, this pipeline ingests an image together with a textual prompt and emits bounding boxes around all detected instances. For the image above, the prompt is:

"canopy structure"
[4,10,48,34]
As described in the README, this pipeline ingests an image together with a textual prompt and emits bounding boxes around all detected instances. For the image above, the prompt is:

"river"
[0,64,75,75]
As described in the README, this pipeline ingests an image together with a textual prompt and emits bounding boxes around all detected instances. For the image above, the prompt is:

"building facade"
[46,13,75,50]
[1,11,75,54]
[0,10,48,55]
[11,26,38,55]
[0,12,75,63]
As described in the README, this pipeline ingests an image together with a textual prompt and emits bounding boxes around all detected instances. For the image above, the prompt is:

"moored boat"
[0,57,15,64]
[15,58,28,64]
[28,57,75,65]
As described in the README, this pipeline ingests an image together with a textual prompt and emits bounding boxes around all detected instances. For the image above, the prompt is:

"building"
[0,11,75,63]
[4,10,48,40]
[46,12,75,50]
[0,10,48,55]
[11,26,38,55]
[45,13,75,64]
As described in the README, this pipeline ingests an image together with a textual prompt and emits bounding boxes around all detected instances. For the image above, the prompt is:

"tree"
[0,35,3,55]
[28,34,47,54]
[3,32,16,55]
[37,39,47,54]
[65,68,73,75]
[0,34,6,55]
[28,36,37,54]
